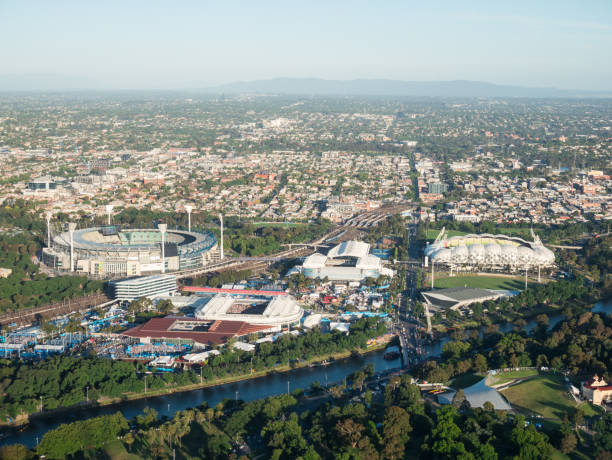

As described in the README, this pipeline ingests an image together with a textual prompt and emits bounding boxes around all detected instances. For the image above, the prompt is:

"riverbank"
[5,342,389,429]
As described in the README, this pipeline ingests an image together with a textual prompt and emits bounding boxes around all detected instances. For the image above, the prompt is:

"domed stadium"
[42,225,218,277]
[424,228,554,272]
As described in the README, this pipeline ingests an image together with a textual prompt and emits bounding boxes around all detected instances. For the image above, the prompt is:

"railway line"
[0,293,111,326]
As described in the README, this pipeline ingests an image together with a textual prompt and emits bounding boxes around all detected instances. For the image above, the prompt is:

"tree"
[452,389,466,409]
[473,354,488,373]
[336,418,364,449]
[572,407,585,428]
[560,433,577,454]
[383,406,411,459]
[0,444,31,460]
[593,413,612,456]
[156,299,174,314]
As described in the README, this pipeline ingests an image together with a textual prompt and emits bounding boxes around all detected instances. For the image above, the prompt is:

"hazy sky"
[1,0,611,90]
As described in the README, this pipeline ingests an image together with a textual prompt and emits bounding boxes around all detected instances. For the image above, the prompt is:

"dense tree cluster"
[37,412,128,459]
[583,235,612,297]
[228,220,331,257]
[0,203,104,313]
[417,308,612,386]
[0,318,386,420]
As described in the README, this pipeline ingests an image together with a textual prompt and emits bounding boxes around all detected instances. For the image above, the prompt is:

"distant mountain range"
[0,74,610,98]
[207,78,612,98]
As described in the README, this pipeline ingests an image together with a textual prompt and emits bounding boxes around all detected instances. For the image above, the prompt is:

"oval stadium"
[42,226,218,277]
[424,228,554,272]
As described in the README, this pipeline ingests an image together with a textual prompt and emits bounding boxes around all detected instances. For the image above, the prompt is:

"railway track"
[0,293,111,326]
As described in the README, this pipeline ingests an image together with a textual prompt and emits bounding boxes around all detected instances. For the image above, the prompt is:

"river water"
[3,299,611,448]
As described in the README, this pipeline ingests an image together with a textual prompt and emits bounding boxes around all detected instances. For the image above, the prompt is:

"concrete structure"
[26,176,57,191]
[123,316,273,348]
[185,205,193,232]
[42,226,217,277]
[109,274,178,301]
[421,287,515,311]
[425,228,555,273]
[194,293,303,328]
[293,240,394,282]
[581,375,612,406]
[438,378,511,410]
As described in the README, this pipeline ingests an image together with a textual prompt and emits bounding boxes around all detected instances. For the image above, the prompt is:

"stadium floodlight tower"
[105,205,114,225]
[45,211,53,248]
[68,222,77,272]
[184,205,193,232]
[159,223,167,273]
[218,213,224,260]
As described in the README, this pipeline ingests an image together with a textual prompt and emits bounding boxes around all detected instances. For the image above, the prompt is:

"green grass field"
[432,274,533,291]
[426,229,467,240]
[450,373,484,389]
[501,373,577,420]
[102,440,143,460]
[489,369,538,385]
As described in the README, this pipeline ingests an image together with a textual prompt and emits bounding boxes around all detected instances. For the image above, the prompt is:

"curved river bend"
[2,299,610,448]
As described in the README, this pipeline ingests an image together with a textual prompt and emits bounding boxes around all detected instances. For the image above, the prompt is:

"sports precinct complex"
[424,228,555,273]
[42,225,218,277]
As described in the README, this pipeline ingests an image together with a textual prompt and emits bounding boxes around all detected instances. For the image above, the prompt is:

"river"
[2,298,611,448]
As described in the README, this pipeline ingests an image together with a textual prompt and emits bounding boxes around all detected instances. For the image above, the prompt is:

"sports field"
[426,229,467,240]
[432,274,532,290]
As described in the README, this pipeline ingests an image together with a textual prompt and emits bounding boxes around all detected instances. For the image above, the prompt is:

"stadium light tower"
[45,211,53,248]
[159,223,167,273]
[68,222,77,272]
[105,205,114,225]
[218,214,224,260]
[431,262,435,289]
[185,205,193,232]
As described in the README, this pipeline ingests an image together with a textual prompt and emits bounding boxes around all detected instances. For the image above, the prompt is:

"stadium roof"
[437,378,511,410]
[54,226,214,251]
[327,240,370,259]
[422,287,511,310]
[123,316,272,347]
[195,294,303,326]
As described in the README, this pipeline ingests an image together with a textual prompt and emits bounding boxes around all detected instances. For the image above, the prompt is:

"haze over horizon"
[1,0,611,91]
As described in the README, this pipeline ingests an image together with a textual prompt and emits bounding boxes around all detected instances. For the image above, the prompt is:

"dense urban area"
[0,93,610,460]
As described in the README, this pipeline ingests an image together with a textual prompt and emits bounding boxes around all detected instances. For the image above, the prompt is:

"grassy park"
[432,274,534,290]
[499,372,597,421]
[489,369,538,385]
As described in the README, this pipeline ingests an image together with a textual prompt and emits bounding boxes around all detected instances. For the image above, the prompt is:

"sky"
[0,0,611,90]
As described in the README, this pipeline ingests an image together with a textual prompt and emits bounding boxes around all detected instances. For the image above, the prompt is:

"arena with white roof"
[292,240,394,281]
[425,228,555,272]
[194,294,303,328]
